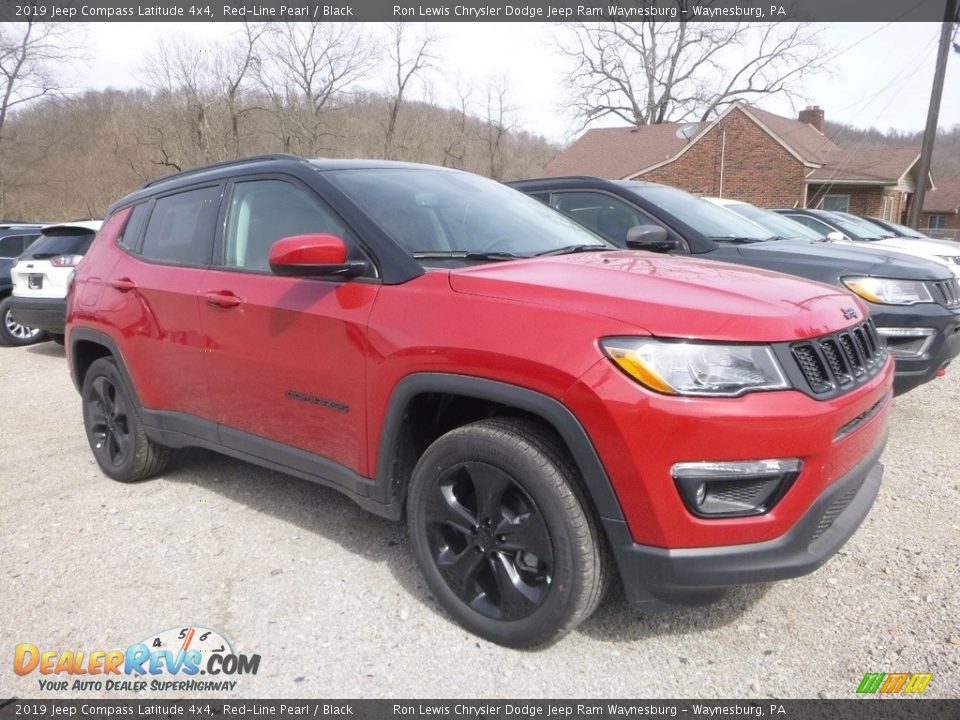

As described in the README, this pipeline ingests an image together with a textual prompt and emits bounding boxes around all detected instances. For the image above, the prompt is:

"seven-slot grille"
[791,319,887,394]
[931,278,960,309]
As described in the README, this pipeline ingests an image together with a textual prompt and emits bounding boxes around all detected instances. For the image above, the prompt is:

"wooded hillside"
[0,88,559,221]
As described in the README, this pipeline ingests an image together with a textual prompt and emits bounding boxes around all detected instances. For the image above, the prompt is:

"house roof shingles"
[542,123,705,179]
[806,146,921,183]
[923,180,960,213]
[746,105,839,164]
[545,102,922,187]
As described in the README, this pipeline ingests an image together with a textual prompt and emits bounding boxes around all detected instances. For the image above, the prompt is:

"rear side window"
[223,180,347,271]
[550,191,658,245]
[140,186,221,266]
[22,230,96,259]
[0,234,38,257]
[787,214,834,237]
[119,203,151,251]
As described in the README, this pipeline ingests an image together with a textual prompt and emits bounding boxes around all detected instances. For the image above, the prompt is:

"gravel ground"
[1,341,958,700]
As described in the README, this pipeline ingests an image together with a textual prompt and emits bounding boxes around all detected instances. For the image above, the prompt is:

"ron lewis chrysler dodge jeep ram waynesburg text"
[67,155,892,647]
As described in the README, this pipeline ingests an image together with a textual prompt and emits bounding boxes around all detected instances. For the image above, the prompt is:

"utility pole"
[908,0,958,228]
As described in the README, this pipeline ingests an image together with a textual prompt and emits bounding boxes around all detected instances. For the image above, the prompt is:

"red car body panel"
[68,203,893,561]
[199,268,378,473]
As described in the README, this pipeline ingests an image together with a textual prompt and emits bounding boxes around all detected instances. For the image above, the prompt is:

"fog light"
[671,459,803,518]
[876,327,935,358]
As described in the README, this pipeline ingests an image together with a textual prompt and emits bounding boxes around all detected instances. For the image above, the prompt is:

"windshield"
[628,184,770,242]
[21,229,96,259]
[729,203,824,240]
[833,212,898,238]
[819,211,886,240]
[868,218,926,238]
[325,168,611,261]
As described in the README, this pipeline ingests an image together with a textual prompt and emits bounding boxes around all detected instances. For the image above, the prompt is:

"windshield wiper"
[412,250,525,262]
[534,244,614,257]
[709,236,766,244]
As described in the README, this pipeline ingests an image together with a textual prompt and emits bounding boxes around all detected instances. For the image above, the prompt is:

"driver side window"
[549,191,659,245]
[223,179,348,271]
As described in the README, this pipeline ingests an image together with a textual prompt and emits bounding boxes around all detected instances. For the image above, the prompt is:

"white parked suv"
[9,221,102,344]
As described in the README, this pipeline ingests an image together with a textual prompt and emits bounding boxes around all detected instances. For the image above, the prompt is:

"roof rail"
[140,153,305,189]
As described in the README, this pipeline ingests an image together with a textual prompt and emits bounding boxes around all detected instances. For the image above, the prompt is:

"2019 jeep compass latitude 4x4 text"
[67,155,893,647]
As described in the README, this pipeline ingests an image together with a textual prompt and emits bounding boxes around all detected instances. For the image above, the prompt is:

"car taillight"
[51,254,84,267]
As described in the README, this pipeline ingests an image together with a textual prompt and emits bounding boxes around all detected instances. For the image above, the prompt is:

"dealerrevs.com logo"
[14,626,260,693]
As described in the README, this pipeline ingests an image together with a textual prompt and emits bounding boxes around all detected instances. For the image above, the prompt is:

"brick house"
[920,180,960,240]
[544,102,932,221]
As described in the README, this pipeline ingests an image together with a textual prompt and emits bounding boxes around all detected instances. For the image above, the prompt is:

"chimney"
[798,105,825,133]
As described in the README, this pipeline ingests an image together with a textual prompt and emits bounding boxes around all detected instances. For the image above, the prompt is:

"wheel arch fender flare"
[68,327,142,408]
[375,372,625,523]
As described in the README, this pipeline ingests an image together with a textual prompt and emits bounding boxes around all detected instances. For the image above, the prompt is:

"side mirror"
[268,234,367,278]
[625,225,679,252]
[826,231,846,242]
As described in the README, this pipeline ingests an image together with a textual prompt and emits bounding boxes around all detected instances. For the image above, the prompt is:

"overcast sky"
[79,21,959,143]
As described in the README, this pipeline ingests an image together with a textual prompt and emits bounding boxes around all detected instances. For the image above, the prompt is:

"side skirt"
[139,409,393,520]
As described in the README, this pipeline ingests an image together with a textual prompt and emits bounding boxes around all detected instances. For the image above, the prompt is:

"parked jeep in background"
[68,155,892,647]
[510,177,960,396]
[9,221,102,345]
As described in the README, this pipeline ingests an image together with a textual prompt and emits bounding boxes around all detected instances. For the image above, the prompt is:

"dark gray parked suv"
[510,177,960,396]
[0,225,44,346]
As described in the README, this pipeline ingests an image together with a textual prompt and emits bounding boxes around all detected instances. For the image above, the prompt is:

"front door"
[199,177,379,475]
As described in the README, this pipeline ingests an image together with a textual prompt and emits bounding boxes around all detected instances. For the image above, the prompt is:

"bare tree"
[214,22,268,157]
[141,35,217,162]
[441,80,472,169]
[556,19,825,127]
[0,21,82,139]
[382,22,440,159]
[480,76,517,180]
[259,23,377,155]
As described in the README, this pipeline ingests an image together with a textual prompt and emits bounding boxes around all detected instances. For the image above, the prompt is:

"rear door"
[106,185,222,420]
[199,176,378,475]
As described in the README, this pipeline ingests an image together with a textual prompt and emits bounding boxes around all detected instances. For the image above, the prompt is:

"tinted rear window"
[0,234,39,257]
[23,230,96,259]
[140,186,220,265]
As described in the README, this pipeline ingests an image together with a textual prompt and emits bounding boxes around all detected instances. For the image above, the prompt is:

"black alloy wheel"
[407,418,608,647]
[87,375,132,468]
[425,460,553,621]
[82,357,171,482]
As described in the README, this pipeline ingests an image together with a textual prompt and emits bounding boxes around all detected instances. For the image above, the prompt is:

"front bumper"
[604,432,886,607]
[9,296,66,334]
[870,302,960,395]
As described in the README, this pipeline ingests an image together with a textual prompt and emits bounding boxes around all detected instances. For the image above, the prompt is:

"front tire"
[407,418,608,648]
[82,357,171,482]
[0,296,46,347]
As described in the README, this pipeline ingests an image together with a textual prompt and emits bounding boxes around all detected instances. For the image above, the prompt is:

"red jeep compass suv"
[67,155,893,647]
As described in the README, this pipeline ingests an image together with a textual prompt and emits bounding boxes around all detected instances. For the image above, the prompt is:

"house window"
[822,195,850,213]
[928,215,948,230]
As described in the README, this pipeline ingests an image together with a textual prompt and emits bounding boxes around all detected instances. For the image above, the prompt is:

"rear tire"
[407,418,608,648]
[49,333,65,346]
[82,357,171,482]
[0,296,46,347]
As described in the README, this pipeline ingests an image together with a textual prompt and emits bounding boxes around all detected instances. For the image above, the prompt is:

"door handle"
[204,290,243,309]
[110,278,136,292]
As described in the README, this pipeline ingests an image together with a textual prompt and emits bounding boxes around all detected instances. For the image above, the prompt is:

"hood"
[870,238,960,277]
[449,251,866,342]
[737,238,954,281]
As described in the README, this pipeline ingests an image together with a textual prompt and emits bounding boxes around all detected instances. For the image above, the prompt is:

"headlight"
[842,277,933,305]
[936,255,960,267]
[600,337,790,397]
